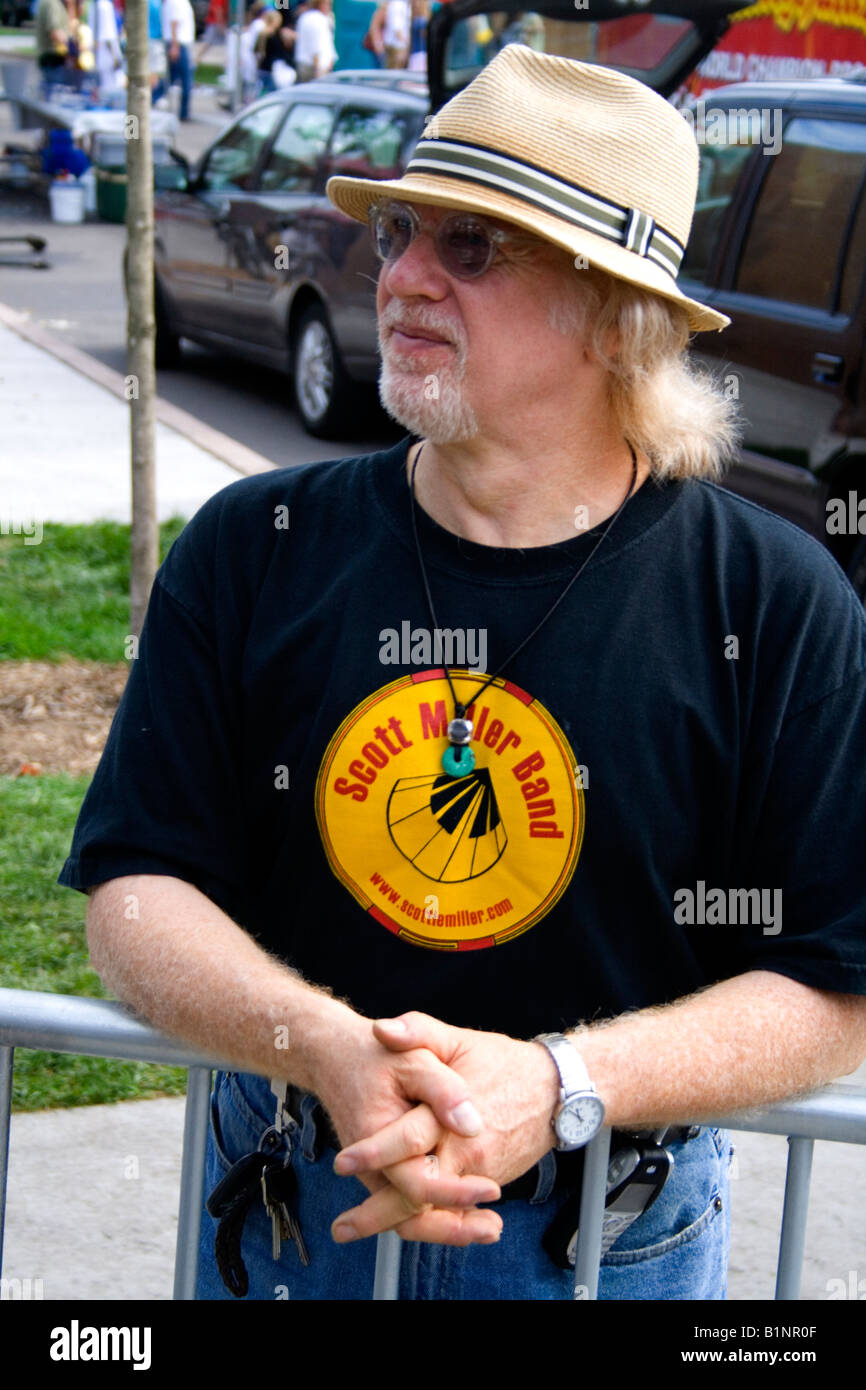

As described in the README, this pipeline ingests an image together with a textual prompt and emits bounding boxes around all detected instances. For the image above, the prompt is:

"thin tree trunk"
[126,0,159,638]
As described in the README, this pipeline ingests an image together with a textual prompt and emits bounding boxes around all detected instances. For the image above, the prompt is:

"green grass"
[194,61,224,86]
[0,772,188,1111]
[0,518,186,661]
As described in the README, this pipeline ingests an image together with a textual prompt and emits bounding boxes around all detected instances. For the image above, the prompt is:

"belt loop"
[530,1150,558,1204]
[299,1092,320,1162]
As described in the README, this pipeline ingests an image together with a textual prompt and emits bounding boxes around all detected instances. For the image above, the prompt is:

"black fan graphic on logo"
[386,768,507,883]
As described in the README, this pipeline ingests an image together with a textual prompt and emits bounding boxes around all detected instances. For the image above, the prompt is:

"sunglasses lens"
[439,216,495,279]
[369,202,498,278]
[370,203,413,263]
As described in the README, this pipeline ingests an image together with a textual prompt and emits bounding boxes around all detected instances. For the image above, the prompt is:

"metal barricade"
[1,986,865,1301]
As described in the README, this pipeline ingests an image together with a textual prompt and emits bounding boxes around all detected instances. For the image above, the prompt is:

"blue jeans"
[151,44,192,120]
[195,1071,732,1301]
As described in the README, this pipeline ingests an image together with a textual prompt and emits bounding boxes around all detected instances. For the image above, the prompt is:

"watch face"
[556,1094,605,1148]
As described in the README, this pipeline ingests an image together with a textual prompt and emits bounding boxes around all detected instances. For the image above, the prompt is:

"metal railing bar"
[0,987,227,1071]
[709,1083,866,1144]
[774,1136,815,1301]
[373,1229,402,1300]
[573,1126,612,1300]
[173,1066,213,1301]
[0,1044,13,1275]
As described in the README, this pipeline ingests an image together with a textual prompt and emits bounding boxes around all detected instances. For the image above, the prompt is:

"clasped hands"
[314,1011,562,1248]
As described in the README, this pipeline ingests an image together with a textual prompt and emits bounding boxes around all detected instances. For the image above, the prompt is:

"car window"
[199,104,284,192]
[259,103,335,193]
[681,139,754,284]
[734,118,866,311]
[323,107,410,180]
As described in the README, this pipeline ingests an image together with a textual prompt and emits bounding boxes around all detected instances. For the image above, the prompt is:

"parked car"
[677,75,866,600]
[152,72,430,435]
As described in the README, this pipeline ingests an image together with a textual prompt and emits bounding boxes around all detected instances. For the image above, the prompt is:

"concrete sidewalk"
[0,304,275,528]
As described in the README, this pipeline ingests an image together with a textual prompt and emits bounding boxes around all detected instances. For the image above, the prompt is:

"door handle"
[812,352,844,384]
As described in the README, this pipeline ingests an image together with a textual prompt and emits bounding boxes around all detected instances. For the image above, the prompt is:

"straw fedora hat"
[326,43,728,333]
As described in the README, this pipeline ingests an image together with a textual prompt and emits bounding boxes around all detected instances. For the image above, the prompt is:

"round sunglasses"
[368,199,516,280]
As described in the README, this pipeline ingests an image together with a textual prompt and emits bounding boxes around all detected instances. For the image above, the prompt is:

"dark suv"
[678,76,866,600]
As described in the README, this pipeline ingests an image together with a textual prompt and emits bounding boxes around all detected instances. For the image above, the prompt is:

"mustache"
[379,301,464,351]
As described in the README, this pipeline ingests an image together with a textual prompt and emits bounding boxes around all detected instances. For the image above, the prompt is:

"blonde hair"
[543,257,741,480]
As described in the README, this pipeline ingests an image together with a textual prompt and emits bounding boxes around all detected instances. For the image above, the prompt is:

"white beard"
[377,326,479,444]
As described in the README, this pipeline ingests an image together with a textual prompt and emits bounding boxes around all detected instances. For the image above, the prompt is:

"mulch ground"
[0,660,128,777]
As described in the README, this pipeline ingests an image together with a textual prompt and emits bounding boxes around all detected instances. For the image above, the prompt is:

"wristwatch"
[534,1032,606,1151]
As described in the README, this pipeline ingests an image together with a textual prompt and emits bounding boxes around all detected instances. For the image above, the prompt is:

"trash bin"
[95,164,127,222]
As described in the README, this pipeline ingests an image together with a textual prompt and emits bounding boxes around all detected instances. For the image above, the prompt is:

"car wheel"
[292,303,358,439]
[848,535,866,607]
[154,281,181,369]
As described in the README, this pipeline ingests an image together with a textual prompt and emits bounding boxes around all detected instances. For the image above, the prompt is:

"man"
[151,0,195,121]
[292,0,335,81]
[382,0,410,68]
[62,45,866,1300]
[35,0,73,91]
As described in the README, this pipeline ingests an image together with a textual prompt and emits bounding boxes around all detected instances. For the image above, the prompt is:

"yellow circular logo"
[315,671,584,950]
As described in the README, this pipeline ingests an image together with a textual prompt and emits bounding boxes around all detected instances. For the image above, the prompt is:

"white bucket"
[49,180,86,224]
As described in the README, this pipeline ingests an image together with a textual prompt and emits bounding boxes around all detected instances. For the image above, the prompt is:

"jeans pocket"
[602,1186,724,1264]
[602,1127,726,1265]
[209,1071,290,1175]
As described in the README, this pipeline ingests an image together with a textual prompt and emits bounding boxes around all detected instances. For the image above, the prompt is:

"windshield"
[442,12,696,89]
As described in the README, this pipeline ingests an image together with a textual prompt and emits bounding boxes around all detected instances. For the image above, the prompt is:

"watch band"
[534,1032,596,1100]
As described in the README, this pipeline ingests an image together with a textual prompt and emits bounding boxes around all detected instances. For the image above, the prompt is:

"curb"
[0,299,277,479]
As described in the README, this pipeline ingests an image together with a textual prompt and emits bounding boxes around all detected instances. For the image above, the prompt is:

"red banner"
[690,0,866,94]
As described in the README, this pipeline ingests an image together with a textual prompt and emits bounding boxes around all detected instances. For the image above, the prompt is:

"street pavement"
[0,72,400,466]
[0,67,864,1304]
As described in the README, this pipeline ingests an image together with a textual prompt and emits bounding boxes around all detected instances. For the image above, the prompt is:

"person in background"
[35,0,73,91]
[246,0,269,52]
[499,10,544,53]
[383,0,409,68]
[255,7,287,91]
[151,0,196,120]
[227,1,264,102]
[407,0,429,72]
[86,0,124,90]
[363,0,386,69]
[293,0,335,81]
[148,0,167,91]
[197,0,227,62]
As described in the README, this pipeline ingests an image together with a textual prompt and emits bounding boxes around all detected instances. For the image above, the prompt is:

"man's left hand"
[330,1012,561,1242]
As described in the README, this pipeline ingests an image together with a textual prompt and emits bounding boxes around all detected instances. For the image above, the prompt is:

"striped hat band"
[404,137,684,280]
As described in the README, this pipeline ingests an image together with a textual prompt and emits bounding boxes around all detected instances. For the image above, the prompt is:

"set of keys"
[205,1123,310,1296]
[260,1147,310,1265]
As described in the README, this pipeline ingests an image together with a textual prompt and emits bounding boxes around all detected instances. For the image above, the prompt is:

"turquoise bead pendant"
[442,744,476,778]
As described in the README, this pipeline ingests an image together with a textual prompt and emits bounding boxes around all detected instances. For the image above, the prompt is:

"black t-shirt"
[59,435,866,1036]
